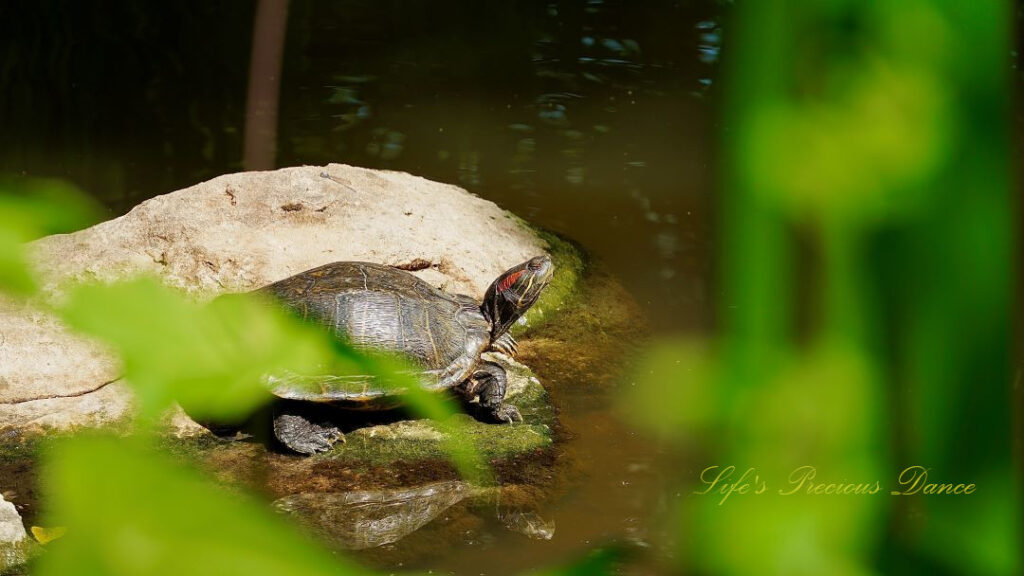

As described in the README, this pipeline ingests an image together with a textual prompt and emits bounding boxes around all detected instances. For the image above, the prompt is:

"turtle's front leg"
[436,319,490,389]
[490,332,518,358]
[470,361,522,423]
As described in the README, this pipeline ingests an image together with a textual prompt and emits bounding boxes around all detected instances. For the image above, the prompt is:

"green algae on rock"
[324,354,555,465]
[515,230,585,334]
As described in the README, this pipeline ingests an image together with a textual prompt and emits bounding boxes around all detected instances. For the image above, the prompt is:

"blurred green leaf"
[685,346,884,576]
[746,57,950,226]
[0,226,37,295]
[687,489,880,576]
[915,471,1017,576]
[619,338,720,442]
[0,177,104,295]
[530,546,626,576]
[58,279,338,423]
[35,434,371,576]
[694,0,1020,573]
[0,177,105,237]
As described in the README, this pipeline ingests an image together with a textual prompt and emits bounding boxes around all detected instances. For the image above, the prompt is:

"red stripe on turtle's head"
[497,269,526,293]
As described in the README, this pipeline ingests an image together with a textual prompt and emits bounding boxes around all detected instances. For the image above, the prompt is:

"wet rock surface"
[0,164,572,437]
[182,353,559,492]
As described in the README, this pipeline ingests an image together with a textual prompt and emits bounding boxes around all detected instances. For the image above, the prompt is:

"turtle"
[260,255,554,455]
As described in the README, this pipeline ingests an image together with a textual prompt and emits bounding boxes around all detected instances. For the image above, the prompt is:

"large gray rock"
[30,165,546,298]
[0,301,121,404]
[0,164,553,436]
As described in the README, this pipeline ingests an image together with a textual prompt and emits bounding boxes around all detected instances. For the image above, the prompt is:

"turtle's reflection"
[273,481,554,550]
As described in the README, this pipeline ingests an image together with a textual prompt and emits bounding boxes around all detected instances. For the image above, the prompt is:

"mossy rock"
[322,353,555,465]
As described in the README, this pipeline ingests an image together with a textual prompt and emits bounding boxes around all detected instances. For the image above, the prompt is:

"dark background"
[0,0,724,333]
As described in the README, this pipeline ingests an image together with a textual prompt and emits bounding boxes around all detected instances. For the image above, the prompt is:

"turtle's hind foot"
[273,412,345,455]
[492,403,523,424]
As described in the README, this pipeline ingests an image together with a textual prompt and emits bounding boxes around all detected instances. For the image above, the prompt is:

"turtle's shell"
[261,261,486,405]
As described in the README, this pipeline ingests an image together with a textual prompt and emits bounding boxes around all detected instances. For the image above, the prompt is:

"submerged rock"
[0,164,578,443]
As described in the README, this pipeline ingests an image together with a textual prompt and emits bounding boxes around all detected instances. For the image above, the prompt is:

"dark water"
[1,1,723,573]
[0,0,720,333]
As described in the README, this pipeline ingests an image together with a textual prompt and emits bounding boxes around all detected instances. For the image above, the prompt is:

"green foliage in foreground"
[35,434,371,576]
[623,0,1018,575]
[0,178,103,295]
[60,280,334,424]
[529,546,626,576]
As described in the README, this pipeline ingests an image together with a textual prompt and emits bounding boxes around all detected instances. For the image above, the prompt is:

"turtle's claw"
[327,427,346,444]
[494,404,522,424]
[307,426,345,454]
[492,333,519,358]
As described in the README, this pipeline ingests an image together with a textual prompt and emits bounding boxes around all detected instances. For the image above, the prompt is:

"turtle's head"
[482,255,554,339]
